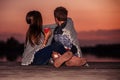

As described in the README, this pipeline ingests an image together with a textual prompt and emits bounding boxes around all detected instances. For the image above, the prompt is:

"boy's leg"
[65,56,87,67]
[53,51,73,68]
[52,51,61,61]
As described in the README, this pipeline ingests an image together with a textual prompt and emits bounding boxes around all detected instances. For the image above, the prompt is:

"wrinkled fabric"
[21,34,44,65]
[64,18,82,57]
[53,18,82,57]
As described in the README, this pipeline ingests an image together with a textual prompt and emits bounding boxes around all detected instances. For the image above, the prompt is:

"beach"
[0,62,120,80]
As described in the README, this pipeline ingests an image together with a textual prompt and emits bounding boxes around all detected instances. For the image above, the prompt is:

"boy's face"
[55,17,65,26]
[55,18,59,24]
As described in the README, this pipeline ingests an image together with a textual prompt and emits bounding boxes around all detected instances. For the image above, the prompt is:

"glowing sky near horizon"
[0,0,120,35]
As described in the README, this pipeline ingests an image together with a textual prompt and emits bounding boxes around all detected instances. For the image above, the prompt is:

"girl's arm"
[42,29,52,47]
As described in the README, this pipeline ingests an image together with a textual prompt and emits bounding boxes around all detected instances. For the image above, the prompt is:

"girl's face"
[30,16,34,24]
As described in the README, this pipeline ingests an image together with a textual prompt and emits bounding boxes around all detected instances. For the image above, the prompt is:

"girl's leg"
[32,42,66,65]
[32,46,53,65]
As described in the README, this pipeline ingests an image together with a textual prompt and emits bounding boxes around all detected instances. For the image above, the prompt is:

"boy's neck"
[58,21,65,26]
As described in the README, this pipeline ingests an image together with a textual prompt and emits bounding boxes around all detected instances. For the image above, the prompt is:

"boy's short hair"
[54,6,68,21]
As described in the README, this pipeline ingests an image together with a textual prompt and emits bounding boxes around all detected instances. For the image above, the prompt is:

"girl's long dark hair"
[25,10,44,46]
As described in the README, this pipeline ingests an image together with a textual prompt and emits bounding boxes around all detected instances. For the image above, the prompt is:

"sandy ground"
[0,62,120,80]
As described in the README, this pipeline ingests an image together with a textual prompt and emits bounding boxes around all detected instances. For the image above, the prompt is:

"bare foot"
[65,56,87,67]
[53,51,73,68]
[52,51,61,61]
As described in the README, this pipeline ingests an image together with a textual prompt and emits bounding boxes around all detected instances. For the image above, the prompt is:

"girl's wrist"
[43,39,48,46]
[43,44,46,47]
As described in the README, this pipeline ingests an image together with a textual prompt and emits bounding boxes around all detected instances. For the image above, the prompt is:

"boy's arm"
[64,18,82,57]
[43,24,57,29]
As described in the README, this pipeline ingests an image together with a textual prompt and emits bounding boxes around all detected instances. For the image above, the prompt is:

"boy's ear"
[55,18,59,23]
[55,17,57,21]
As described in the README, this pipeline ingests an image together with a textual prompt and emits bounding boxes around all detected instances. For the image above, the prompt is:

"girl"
[21,10,52,65]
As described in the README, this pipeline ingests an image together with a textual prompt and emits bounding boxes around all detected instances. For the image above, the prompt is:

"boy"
[51,6,87,68]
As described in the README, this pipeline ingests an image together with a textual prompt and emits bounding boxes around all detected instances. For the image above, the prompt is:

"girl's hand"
[44,28,52,39]
[42,28,52,47]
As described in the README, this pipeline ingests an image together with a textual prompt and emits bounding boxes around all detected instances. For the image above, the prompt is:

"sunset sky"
[0,0,120,46]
